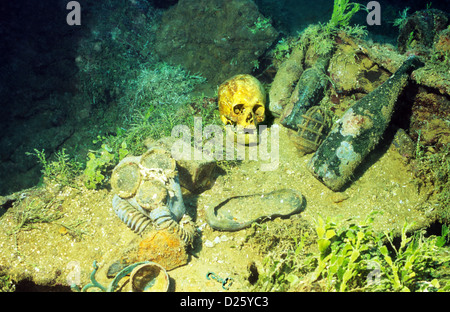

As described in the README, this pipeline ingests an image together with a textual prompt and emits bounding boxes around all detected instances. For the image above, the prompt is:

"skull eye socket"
[233,104,244,114]
[253,105,264,117]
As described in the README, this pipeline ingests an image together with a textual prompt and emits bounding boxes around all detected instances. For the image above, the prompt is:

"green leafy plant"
[251,59,260,70]
[0,274,14,292]
[55,218,90,241]
[248,16,272,34]
[301,24,336,57]
[341,24,368,38]
[26,148,82,188]
[406,31,415,49]
[327,0,361,30]
[376,221,450,292]
[7,195,90,245]
[312,215,450,292]
[117,62,207,153]
[310,212,381,291]
[83,140,123,189]
[8,198,63,235]
[413,136,450,223]
[436,224,449,247]
[83,61,209,189]
[272,39,291,61]
[255,212,450,292]
[254,223,314,292]
[393,7,410,27]
[125,63,206,113]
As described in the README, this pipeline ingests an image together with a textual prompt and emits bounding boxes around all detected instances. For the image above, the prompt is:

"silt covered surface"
[0,125,433,291]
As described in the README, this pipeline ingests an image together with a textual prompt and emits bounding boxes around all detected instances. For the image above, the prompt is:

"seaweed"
[254,213,450,292]
[327,0,361,31]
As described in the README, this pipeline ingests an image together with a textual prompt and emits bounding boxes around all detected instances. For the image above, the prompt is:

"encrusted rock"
[145,136,217,194]
[390,128,416,163]
[433,27,450,61]
[136,229,189,270]
[155,0,278,85]
[409,91,450,149]
[328,38,390,95]
[397,9,449,53]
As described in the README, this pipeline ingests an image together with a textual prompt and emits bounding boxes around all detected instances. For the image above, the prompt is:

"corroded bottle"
[307,55,424,191]
[280,54,332,130]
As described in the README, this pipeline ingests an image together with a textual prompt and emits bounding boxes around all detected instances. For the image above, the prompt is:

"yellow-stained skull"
[218,74,266,131]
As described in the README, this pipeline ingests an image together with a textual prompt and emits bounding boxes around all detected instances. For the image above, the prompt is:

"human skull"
[218,74,266,143]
